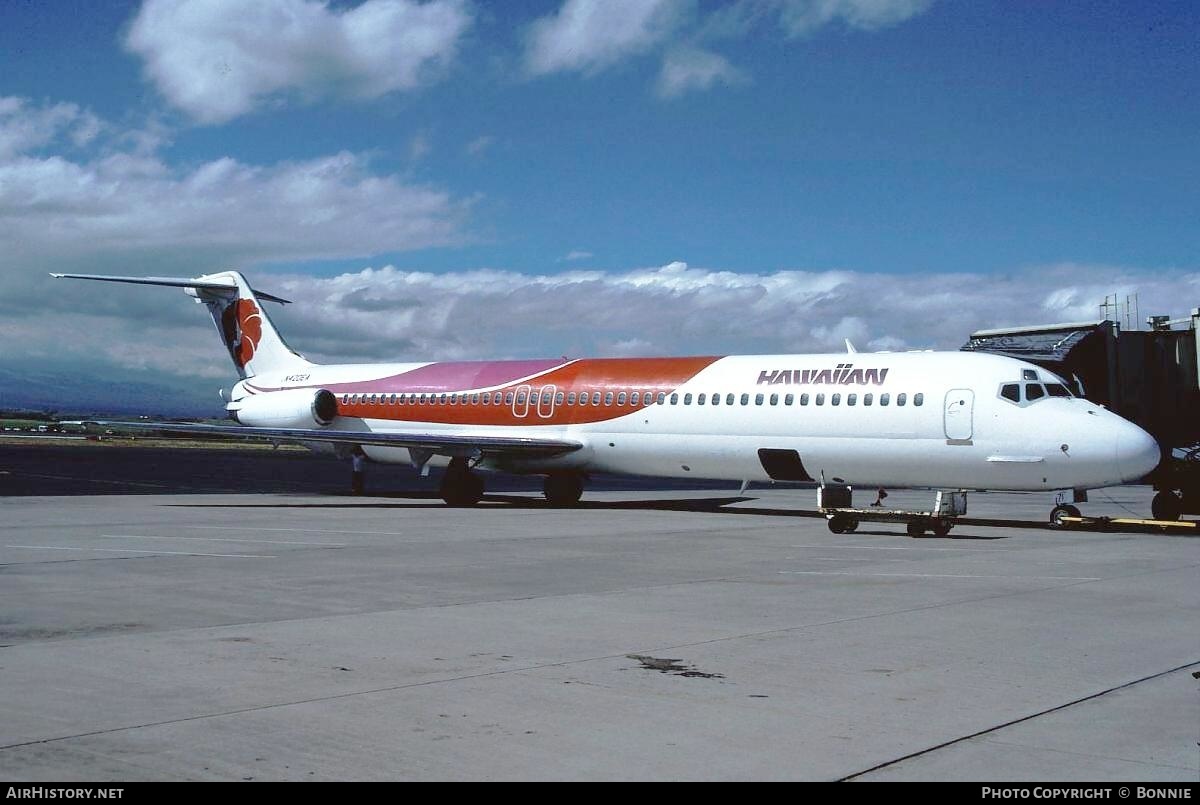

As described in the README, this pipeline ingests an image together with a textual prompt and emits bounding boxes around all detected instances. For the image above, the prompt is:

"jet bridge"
[961,309,1200,520]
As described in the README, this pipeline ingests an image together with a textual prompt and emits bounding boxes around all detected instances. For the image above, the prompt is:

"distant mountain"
[0,366,224,419]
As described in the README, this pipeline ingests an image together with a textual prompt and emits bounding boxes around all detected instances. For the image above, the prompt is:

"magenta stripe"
[252,359,570,394]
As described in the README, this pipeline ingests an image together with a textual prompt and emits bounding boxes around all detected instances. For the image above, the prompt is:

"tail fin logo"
[220,299,263,368]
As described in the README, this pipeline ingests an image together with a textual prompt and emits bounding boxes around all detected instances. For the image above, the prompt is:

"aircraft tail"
[52,271,311,379]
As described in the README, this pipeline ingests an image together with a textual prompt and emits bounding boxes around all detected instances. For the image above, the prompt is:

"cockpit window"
[1001,383,1020,403]
[1025,383,1046,401]
[1046,383,1072,397]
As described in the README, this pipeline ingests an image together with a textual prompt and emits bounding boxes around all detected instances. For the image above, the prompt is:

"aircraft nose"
[1115,421,1161,483]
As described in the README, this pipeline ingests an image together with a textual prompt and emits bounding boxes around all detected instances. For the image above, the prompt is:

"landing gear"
[1151,491,1182,521]
[1049,504,1082,529]
[827,513,857,534]
[543,473,585,506]
[440,457,484,507]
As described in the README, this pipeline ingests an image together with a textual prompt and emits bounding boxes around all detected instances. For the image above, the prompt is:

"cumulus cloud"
[0,96,473,397]
[657,46,748,97]
[524,0,690,76]
[257,261,1199,369]
[125,0,473,124]
[708,0,935,38]
[0,98,470,271]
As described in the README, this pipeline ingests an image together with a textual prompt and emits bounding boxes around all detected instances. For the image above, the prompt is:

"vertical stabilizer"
[191,271,310,378]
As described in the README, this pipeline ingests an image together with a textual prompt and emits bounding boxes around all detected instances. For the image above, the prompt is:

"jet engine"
[229,388,338,428]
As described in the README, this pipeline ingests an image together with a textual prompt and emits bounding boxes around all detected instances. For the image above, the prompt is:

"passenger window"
[482,394,490,406]
[604,392,614,405]
[769,394,778,406]
[370,394,378,404]
[630,392,639,406]
[697,393,705,405]
[493,392,502,405]
[831,393,841,406]
[755,394,764,405]
[670,393,679,405]
[440,394,448,405]
[784,394,793,406]
[516,392,526,405]
[741,393,749,405]
[800,393,809,406]
[449,394,457,405]
[1026,384,1045,401]
[592,392,601,406]
[726,394,735,406]
[863,393,872,406]
[880,393,889,406]
[472,394,480,404]
[567,392,576,405]
[409,394,417,405]
[914,393,924,406]
[617,392,627,405]
[342,394,349,404]
[1001,384,1020,403]
[816,394,825,406]
[711,393,720,406]
[419,394,427,404]
[505,392,514,405]
[847,394,857,406]
[897,393,907,406]
[555,392,564,405]
[683,393,692,405]
[657,392,666,405]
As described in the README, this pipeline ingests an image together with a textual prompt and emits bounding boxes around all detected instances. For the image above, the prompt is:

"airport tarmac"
[0,445,1197,781]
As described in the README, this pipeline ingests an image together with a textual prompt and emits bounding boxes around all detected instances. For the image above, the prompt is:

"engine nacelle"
[229,388,338,428]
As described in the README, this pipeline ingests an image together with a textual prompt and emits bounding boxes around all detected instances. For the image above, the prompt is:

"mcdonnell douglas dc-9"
[54,271,1160,526]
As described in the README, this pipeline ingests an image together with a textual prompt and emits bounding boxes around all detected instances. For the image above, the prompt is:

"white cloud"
[0,96,474,390]
[657,47,748,97]
[125,0,473,124]
[709,0,935,38]
[0,99,471,270]
[562,250,594,262]
[525,0,690,76]
[256,261,1199,369]
[775,0,935,35]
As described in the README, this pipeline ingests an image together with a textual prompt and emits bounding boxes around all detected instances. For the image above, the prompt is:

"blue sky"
[0,0,1197,412]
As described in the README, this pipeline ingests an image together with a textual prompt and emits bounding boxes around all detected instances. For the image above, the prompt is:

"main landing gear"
[543,473,585,507]
[440,457,484,507]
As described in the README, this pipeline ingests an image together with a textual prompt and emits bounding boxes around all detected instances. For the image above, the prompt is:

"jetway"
[962,307,1200,520]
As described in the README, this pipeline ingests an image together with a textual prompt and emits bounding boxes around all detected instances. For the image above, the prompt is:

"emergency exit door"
[944,389,974,441]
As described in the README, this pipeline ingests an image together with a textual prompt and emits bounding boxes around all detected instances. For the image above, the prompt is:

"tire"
[828,514,849,534]
[543,473,584,506]
[441,471,484,507]
[931,520,952,537]
[906,521,925,538]
[1049,504,1081,529]
[844,519,859,533]
[1151,491,1183,522]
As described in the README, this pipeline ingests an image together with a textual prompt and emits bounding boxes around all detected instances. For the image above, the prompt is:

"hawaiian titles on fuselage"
[756,364,889,386]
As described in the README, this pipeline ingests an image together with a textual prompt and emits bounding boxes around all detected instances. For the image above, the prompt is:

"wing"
[86,421,581,458]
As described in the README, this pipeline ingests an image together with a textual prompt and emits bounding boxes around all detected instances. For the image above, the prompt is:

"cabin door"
[943,389,975,441]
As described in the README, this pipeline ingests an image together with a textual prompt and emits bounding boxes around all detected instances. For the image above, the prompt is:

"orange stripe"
[335,356,721,427]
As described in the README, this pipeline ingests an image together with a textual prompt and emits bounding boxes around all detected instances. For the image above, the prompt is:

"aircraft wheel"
[543,473,584,506]
[1151,491,1182,522]
[906,521,926,538]
[931,520,953,537]
[1049,504,1081,529]
[441,466,484,507]
[827,514,850,534]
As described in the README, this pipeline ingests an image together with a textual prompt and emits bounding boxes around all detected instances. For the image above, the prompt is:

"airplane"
[53,270,1161,527]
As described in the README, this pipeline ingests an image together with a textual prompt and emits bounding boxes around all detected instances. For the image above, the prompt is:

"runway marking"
[6,545,275,559]
[778,570,1103,581]
[100,534,346,547]
[182,525,408,536]
[789,544,1010,552]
